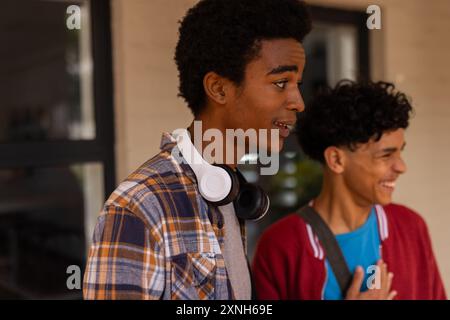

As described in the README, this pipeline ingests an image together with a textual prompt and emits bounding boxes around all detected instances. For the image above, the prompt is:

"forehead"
[359,129,406,153]
[246,38,306,75]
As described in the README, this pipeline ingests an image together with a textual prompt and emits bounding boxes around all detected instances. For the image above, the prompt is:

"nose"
[394,156,407,174]
[287,88,305,113]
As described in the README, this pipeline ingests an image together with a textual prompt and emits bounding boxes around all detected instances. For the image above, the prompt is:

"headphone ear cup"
[210,164,240,206]
[234,184,270,221]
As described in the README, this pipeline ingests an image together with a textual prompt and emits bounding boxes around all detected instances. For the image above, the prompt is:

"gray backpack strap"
[298,206,352,296]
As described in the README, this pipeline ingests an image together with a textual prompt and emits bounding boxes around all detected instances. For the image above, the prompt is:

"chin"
[376,196,392,206]
[275,140,284,153]
[263,139,283,154]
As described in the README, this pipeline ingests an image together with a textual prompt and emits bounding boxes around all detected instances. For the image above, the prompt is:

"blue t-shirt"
[323,207,381,300]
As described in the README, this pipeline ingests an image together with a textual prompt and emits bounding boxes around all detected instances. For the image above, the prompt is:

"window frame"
[308,5,371,81]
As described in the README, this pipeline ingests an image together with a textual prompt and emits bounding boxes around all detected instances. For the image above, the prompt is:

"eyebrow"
[266,65,299,76]
[379,142,407,154]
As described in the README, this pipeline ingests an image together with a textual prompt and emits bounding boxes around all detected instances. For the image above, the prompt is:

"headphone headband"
[172,128,232,202]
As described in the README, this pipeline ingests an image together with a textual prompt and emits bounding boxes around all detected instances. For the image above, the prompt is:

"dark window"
[0,0,114,299]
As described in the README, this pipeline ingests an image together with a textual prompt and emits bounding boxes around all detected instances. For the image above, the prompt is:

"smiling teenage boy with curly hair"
[253,80,447,300]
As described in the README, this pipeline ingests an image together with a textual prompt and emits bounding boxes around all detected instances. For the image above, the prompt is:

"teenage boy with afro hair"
[253,80,447,300]
[83,0,311,300]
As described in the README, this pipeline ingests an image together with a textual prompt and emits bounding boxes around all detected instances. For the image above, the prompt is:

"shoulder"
[256,212,325,263]
[103,149,195,225]
[108,150,177,202]
[258,213,308,250]
[383,203,426,225]
[382,202,428,234]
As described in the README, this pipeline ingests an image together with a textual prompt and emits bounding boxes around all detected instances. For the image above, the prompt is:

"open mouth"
[273,120,295,138]
[380,180,396,192]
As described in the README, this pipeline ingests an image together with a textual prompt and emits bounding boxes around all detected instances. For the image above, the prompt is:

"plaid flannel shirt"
[83,132,246,300]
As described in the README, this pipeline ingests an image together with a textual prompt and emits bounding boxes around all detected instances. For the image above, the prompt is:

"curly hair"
[175,0,311,116]
[297,80,414,163]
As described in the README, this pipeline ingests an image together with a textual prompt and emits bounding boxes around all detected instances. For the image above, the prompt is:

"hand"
[345,259,397,300]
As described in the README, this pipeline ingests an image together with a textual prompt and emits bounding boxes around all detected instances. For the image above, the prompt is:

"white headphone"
[172,128,232,202]
[172,128,269,221]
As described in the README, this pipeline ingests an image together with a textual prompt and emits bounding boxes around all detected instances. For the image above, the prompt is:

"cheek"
[347,160,381,188]
[348,168,371,188]
[363,164,392,196]
[371,162,392,179]
[234,99,277,129]
[237,85,283,111]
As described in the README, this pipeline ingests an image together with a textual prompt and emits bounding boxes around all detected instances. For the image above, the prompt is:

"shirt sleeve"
[83,205,165,299]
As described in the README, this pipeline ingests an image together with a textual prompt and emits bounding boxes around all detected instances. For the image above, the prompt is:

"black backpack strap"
[247,259,257,300]
[298,205,352,296]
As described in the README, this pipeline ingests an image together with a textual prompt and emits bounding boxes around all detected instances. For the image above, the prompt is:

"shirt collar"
[159,132,177,151]
[159,132,198,184]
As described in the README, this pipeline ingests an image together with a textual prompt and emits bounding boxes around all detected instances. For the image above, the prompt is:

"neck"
[187,113,241,169]
[313,170,373,235]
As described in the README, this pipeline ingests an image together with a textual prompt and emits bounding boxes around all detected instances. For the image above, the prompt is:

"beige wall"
[111,0,196,181]
[111,0,450,294]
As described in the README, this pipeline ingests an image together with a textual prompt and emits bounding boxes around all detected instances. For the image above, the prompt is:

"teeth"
[381,181,396,188]
[273,121,291,130]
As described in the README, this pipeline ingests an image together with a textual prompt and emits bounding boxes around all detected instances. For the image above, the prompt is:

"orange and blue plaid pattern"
[83,133,246,300]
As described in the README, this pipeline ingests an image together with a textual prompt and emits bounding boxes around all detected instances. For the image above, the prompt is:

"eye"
[273,80,288,89]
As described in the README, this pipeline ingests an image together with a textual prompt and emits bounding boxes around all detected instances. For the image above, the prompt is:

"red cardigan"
[252,203,447,300]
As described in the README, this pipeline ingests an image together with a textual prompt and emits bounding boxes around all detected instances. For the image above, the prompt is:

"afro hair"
[175,0,312,116]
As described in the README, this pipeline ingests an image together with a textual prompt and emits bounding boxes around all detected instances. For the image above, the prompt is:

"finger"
[380,262,388,290]
[346,266,364,299]
[387,290,398,300]
[376,259,384,278]
[386,272,394,293]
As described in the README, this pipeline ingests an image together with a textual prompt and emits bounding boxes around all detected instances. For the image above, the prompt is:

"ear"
[203,71,230,105]
[323,146,346,174]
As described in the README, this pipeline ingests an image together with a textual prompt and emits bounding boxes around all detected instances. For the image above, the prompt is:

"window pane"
[0,0,95,142]
[0,162,104,299]
[301,22,358,104]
